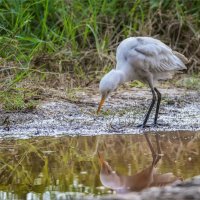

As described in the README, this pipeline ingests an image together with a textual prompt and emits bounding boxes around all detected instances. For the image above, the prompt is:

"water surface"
[0,131,200,199]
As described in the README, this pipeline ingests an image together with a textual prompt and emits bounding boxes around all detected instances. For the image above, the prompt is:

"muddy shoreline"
[84,176,200,200]
[0,87,200,138]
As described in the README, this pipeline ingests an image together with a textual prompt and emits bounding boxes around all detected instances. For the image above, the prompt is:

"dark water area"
[0,131,200,199]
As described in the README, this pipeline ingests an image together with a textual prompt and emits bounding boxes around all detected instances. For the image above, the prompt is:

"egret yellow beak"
[97,96,106,114]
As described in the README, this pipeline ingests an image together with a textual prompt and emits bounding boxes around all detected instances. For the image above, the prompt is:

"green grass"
[0,87,40,110]
[129,80,146,88]
[175,74,200,90]
[0,0,200,110]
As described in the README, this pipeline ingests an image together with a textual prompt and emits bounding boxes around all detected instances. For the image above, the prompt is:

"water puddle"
[0,131,200,199]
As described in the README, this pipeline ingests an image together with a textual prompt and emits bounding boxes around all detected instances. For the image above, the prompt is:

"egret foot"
[137,123,167,128]
[137,124,152,128]
[152,123,168,128]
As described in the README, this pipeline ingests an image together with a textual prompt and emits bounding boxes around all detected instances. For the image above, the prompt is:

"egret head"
[97,70,125,114]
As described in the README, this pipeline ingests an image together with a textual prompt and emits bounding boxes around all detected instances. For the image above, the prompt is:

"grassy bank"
[0,0,200,110]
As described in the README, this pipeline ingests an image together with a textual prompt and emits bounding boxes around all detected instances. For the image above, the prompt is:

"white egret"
[97,37,188,127]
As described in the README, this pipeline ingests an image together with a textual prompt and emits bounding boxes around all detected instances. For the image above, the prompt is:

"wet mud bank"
[0,87,200,138]
[84,176,200,200]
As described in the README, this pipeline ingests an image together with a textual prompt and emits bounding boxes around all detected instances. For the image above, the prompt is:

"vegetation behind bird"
[0,0,200,110]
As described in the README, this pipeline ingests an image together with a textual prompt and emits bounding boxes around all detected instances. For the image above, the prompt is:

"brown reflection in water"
[0,131,199,199]
[98,133,181,193]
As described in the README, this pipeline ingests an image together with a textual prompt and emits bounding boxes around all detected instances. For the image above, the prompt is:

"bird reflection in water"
[98,133,182,193]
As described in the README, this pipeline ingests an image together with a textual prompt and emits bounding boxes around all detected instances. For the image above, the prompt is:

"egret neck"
[97,69,127,114]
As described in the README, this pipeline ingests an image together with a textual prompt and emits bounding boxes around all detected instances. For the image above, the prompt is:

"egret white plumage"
[97,37,188,127]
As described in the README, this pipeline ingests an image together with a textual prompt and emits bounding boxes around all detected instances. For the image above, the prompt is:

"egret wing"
[134,43,187,72]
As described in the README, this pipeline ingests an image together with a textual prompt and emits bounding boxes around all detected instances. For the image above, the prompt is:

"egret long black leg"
[141,88,157,128]
[154,88,161,126]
